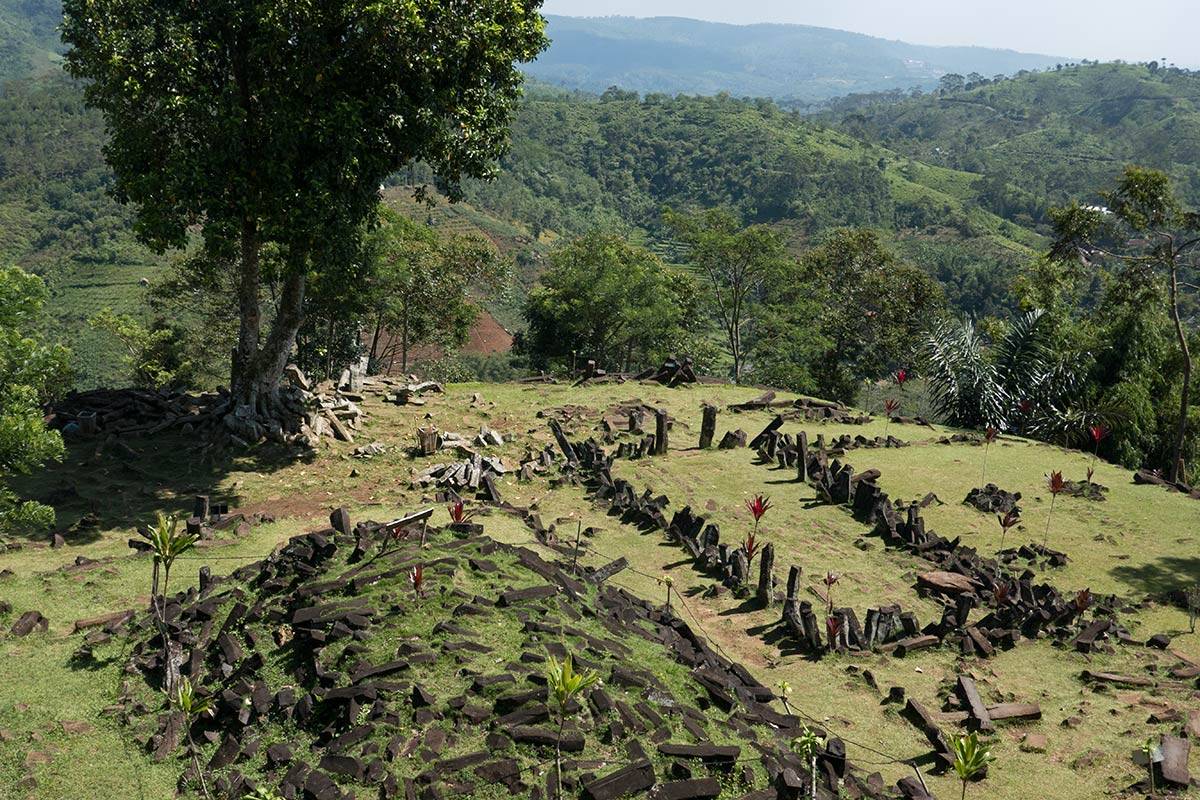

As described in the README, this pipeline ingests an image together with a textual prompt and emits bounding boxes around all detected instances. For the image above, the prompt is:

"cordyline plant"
[822,571,839,618]
[145,512,198,624]
[657,575,674,611]
[980,427,999,486]
[895,368,909,389]
[144,512,198,692]
[826,615,842,652]
[1141,737,1158,797]
[792,726,824,800]
[545,653,599,800]
[777,680,793,715]
[409,564,425,598]
[1087,423,1109,486]
[447,501,472,524]
[1044,471,1065,549]
[951,731,995,800]
[1074,588,1092,616]
[244,789,284,800]
[175,676,214,800]
[992,581,1012,607]
[883,398,900,437]
[744,495,771,567]
[997,509,1020,551]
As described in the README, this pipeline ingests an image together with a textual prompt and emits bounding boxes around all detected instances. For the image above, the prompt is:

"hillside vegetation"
[825,62,1200,222]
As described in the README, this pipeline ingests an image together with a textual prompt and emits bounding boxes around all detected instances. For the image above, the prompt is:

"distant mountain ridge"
[0,5,1069,103]
[527,15,1067,103]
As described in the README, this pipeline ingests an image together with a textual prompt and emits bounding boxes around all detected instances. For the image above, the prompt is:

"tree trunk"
[1168,263,1192,483]
[231,219,262,396]
[401,312,410,373]
[224,265,306,442]
[369,314,383,367]
[255,270,307,403]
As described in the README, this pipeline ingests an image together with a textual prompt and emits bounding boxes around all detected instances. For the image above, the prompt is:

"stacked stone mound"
[635,356,697,387]
[963,484,1021,514]
[48,367,367,448]
[727,393,871,425]
[95,515,921,800]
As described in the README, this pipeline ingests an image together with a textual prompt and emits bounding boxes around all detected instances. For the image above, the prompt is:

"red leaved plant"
[997,508,1020,551]
[981,426,1000,486]
[448,501,472,524]
[1087,423,1109,486]
[883,398,900,437]
[1044,470,1065,549]
[743,495,771,566]
[894,369,909,388]
[409,564,425,598]
[1074,587,1092,615]
[826,615,842,650]
[822,571,840,617]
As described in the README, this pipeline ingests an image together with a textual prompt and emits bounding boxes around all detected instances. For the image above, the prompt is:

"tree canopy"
[0,265,71,534]
[62,0,547,437]
[522,232,692,372]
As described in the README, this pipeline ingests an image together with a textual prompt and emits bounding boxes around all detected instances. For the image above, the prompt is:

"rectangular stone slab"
[956,676,993,733]
[582,760,656,800]
[1159,735,1191,787]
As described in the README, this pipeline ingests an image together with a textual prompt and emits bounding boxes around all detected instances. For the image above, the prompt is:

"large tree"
[360,209,506,374]
[665,208,790,381]
[1050,166,1199,482]
[62,0,546,439]
[523,231,690,372]
[800,228,946,402]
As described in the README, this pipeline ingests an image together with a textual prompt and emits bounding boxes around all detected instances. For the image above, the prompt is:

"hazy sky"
[542,0,1198,66]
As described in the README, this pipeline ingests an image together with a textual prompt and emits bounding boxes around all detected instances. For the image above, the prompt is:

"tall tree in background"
[62,0,546,439]
[1050,167,1199,481]
[665,208,789,381]
[0,266,71,534]
[801,229,945,401]
[523,232,689,371]
[362,210,506,374]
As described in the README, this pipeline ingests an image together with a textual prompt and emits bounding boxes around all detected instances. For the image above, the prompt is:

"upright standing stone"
[756,543,775,606]
[193,495,211,521]
[796,431,809,483]
[628,408,644,433]
[784,565,801,620]
[699,404,718,449]
[654,408,669,456]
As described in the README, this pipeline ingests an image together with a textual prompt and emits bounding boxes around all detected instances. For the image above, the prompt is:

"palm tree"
[144,513,198,691]
[545,652,599,800]
[145,512,198,623]
[175,677,214,800]
[792,726,823,800]
[924,310,1081,432]
[951,731,995,800]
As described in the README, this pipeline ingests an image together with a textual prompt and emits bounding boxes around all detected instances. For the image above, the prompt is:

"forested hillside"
[824,62,1200,222]
[463,89,1041,313]
[0,75,162,387]
[0,0,62,82]
[529,15,1064,102]
[6,61,1200,389]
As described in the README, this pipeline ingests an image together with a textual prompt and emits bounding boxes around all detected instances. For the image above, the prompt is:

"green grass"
[1,380,1197,799]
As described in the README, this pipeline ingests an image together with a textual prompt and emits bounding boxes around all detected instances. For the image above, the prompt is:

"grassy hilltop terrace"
[1,378,1198,800]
